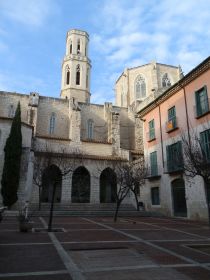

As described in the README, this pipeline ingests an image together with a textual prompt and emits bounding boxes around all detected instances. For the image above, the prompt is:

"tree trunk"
[48,182,56,232]
[114,201,121,222]
[38,187,41,211]
[133,191,139,211]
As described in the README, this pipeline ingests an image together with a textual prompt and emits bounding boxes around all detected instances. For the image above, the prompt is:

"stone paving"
[1,215,210,279]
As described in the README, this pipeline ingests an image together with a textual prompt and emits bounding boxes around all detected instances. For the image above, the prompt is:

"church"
[0,29,181,208]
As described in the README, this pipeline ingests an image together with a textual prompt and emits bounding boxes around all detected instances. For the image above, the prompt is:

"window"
[49,113,56,134]
[85,43,87,56]
[200,129,210,161]
[70,41,72,54]
[166,141,183,173]
[135,75,146,99]
[166,106,177,132]
[162,73,171,87]
[76,65,80,85]
[87,119,94,139]
[150,151,158,176]
[195,86,209,117]
[151,187,160,205]
[86,68,89,88]
[66,66,70,85]
[8,104,15,118]
[77,39,80,54]
[149,119,155,141]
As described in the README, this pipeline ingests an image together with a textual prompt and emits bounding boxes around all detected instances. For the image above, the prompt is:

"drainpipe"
[181,84,191,144]
[158,103,165,168]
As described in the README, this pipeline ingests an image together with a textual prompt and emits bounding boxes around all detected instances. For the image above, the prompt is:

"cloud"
[0,0,58,27]
[91,0,210,86]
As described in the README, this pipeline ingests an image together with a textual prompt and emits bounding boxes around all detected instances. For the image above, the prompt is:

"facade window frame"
[150,151,158,177]
[166,141,183,173]
[200,128,210,161]
[148,119,155,141]
[195,86,209,118]
[166,106,177,132]
[49,113,56,135]
[151,187,160,205]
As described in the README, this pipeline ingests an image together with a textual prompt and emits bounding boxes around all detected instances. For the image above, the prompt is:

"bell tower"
[60,29,91,103]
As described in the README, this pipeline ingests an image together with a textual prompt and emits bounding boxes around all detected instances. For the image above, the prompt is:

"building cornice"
[138,56,210,117]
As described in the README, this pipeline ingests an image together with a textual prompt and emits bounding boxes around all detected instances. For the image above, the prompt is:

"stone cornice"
[82,139,112,145]
[35,134,71,141]
[34,150,127,161]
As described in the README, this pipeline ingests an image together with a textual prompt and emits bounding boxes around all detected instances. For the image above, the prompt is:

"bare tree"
[128,156,147,211]
[112,158,146,222]
[181,127,210,224]
[33,144,84,231]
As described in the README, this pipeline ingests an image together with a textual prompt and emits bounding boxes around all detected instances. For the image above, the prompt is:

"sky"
[0,0,210,104]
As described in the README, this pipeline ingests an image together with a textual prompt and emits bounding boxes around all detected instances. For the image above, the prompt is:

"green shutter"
[150,151,157,176]
[177,141,183,168]
[149,119,155,140]
[166,145,170,172]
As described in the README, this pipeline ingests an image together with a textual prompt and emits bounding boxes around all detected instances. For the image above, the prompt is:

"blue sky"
[0,0,209,104]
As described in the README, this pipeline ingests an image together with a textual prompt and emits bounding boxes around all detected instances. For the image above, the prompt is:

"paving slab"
[0,244,65,273]
[84,267,193,280]
[55,229,132,242]
[0,273,72,280]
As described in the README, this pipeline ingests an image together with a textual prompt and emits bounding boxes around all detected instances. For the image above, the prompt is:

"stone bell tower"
[60,29,91,103]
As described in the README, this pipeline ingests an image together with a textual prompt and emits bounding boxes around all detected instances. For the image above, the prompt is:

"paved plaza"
[1,215,210,279]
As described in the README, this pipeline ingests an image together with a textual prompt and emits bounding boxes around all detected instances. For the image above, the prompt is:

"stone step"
[29,203,137,212]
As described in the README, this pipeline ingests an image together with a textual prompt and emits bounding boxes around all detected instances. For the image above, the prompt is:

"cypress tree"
[1,102,22,207]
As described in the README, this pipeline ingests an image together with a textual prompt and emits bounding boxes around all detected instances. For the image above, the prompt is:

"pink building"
[138,56,210,221]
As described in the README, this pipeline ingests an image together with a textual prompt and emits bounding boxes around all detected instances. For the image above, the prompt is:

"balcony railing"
[146,129,156,142]
[165,116,178,133]
[194,98,210,118]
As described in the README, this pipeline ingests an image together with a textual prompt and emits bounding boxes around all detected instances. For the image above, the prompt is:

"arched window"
[162,73,171,87]
[87,119,94,139]
[49,113,56,134]
[85,43,87,56]
[135,75,146,99]
[86,68,89,88]
[70,41,72,54]
[66,66,70,85]
[76,64,80,85]
[8,104,15,118]
[77,39,80,54]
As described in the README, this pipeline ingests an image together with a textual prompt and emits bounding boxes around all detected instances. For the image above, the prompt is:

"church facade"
[0,29,181,208]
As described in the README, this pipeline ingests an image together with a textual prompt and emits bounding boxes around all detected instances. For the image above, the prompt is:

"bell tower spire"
[60,29,91,103]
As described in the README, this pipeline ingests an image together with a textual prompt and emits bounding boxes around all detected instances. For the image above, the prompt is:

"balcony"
[194,99,210,118]
[147,129,156,142]
[164,160,183,174]
[165,116,178,133]
[145,165,161,180]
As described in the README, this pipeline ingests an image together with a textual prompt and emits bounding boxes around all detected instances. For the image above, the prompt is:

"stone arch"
[171,178,187,217]
[71,166,90,203]
[41,165,62,203]
[100,168,117,203]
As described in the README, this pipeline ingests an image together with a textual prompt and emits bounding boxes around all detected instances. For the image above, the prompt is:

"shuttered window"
[195,86,209,117]
[166,141,183,173]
